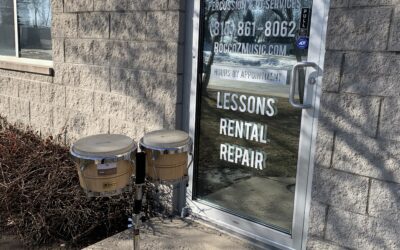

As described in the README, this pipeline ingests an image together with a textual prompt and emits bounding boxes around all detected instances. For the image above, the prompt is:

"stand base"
[147,176,188,216]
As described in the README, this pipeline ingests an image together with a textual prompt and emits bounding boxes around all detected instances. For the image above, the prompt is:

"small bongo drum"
[139,130,192,182]
[70,134,137,197]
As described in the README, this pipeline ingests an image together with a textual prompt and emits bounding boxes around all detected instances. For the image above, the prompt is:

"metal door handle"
[289,62,318,109]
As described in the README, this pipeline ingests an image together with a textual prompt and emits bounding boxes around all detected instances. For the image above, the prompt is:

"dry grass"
[0,117,134,247]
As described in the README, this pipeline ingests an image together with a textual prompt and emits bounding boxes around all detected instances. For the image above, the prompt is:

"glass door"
[189,0,329,248]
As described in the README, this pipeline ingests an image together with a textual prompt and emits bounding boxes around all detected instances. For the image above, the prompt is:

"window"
[0,0,52,61]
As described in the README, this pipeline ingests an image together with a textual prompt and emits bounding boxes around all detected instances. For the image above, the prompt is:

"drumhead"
[141,130,191,150]
[71,134,137,159]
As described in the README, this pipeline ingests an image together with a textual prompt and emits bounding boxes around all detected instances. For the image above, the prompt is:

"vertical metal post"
[133,185,142,250]
[13,0,19,57]
[133,152,146,250]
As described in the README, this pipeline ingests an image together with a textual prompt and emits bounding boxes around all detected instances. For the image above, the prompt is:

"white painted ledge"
[0,56,53,76]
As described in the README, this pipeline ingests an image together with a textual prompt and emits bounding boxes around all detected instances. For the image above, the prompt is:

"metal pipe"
[133,152,146,250]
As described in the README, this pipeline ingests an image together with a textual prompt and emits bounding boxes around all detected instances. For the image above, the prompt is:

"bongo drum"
[139,130,192,182]
[70,134,137,197]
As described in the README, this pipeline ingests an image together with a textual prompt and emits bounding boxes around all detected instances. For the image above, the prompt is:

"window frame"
[0,0,53,75]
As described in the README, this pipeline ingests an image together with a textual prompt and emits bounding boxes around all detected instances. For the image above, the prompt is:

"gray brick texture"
[326,8,391,51]
[0,0,185,143]
[0,1,398,250]
[310,1,400,249]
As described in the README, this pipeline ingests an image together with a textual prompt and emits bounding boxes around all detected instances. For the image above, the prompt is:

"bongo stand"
[132,152,146,250]
[149,151,193,217]
[70,131,192,250]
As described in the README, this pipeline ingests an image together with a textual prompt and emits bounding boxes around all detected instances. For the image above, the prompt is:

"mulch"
[0,117,134,248]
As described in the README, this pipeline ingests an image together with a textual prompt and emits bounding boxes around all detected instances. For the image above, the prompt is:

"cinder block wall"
[0,0,185,144]
[308,1,400,249]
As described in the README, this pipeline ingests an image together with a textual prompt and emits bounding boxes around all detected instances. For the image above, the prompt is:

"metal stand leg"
[133,152,146,250]
[133,184,143,250]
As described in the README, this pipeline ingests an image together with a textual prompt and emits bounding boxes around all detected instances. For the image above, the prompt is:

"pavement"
[84,217,266,250]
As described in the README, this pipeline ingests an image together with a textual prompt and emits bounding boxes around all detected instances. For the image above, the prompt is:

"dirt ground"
[0,234,66,250]
[84,217,276,250]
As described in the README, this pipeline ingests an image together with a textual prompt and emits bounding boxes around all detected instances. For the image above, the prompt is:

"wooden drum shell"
[145,151,188,181]
[71,134,137,197]
[76,160,134,194]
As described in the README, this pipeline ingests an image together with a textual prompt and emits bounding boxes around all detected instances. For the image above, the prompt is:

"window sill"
[0,56,53,76]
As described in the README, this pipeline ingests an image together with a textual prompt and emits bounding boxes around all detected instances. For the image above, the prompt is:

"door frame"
[183,1,331,249]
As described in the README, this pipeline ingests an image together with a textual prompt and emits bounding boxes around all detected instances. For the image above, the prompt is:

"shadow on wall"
[311,83,400,249]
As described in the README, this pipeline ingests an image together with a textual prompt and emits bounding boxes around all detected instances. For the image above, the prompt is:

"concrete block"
[18,80,41,103]
[326,208,400,249]
[111,13,146,41]
[64,0,93,12]
[65,112,87,143]
[109,41,131,68]
[94,0,128,11]
[66,87,94,113]
[84,114,110,136]
[53,106,70,135]
[93,92,126,119]
[78,13,109,39]
[30,102,53,128]
[341,53,400,96]
[127,42,151,70]
[380,97,400,141]
[51,0,63,13]
[326,8,391,51]
[66,112,109,143]
[52,38,64,63]
[9,98,30,124]
[110,68,127,95]
[126,95,164,128]
[322,51,342,92]
[134,71,178,102]
[65,39,94,64]
[333,133,400,183]
[164,102,178,129]
[316,92,337,127]
[389,7,400,51]
[92,40,111,66]
[0,95,9,117]
[312,168,368,213]
[142,123,164,135]
[318,93,380,137]
[168,0,185,10]
[53,63,80,86]
[341,73,399,96]
[372,215,400,249]
[166,43,184,74]
[130,0,168,10]
[146,11,181,42]
[329,0,349,8]
[350,0,398,6]
[39,126,57,140]
[79,66,110,92]
[0,70,53,84]
[52,13,78,38]
[314,126,334,169]
[0,77,18,97]
[325,208,371,249]
[307,237,346,250]
[369,179,400,221]
[41,83,66,107]
[308,202,327,238]
[110,120,141,142]
[110,68,139,95]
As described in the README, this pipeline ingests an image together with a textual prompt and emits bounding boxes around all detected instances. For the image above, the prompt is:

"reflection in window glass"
[0,0,16,56]
[195,0,313,234]
[17,0,52,60]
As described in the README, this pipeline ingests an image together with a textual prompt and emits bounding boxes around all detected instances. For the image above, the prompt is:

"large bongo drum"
[70,134,137,197]
[139,130,192,182]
